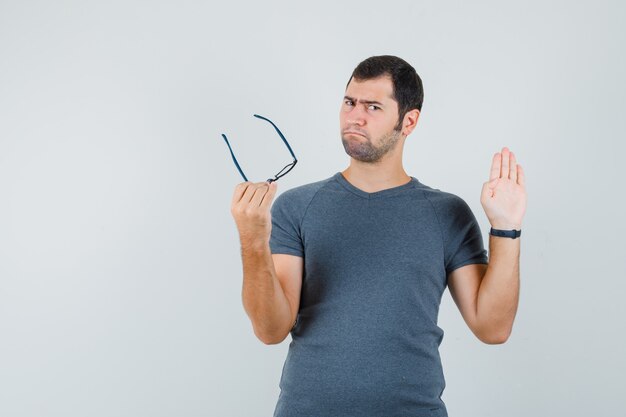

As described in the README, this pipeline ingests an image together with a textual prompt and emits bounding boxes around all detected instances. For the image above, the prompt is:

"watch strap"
[490,227,521,239]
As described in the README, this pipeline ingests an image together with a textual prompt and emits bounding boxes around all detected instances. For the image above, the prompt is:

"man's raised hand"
[480,147,527,230]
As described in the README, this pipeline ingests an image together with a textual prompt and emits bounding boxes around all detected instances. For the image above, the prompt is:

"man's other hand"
[230,181,278,248]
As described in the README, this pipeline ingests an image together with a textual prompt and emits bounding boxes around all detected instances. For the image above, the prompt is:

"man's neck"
[341,164,411,194]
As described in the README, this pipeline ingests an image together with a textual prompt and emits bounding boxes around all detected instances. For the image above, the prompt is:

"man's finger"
[231,182,251,205]
[260,181,278,209]
[241,182,267,205]
[509,151,518,182]
[500,147,510,179]
[517,164,525,187]
[250,182,270,207]
[489,152,501,181]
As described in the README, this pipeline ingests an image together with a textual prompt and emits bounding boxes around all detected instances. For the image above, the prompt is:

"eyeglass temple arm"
[221,134,248,182]
[253,114,297,162]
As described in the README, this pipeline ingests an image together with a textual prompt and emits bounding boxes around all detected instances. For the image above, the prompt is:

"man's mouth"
[344,131,366,138]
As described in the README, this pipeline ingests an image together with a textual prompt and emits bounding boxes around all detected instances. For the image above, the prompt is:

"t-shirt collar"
[333,172,418,199]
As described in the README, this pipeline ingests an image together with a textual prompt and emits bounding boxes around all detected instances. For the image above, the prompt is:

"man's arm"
[230,181,303,345]
[448,146,526,345]
[240,245,303,344]
[448,235,520,344]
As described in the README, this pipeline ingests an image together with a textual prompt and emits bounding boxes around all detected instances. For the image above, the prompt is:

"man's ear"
[401,109,420,136]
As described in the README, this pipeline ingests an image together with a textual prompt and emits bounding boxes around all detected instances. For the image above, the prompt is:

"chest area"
[302,198,443,266]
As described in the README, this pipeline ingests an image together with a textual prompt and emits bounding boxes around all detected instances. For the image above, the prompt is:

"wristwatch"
[489,227,521,239]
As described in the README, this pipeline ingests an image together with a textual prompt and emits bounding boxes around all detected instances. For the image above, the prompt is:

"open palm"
[480,147,527,230]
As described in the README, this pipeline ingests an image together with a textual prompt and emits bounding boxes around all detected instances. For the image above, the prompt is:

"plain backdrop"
[1,1,625,416]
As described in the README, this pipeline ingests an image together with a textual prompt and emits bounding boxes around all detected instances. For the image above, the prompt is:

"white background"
[1,0,624,416]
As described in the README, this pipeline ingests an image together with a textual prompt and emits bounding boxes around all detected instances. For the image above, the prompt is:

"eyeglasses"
[221,114,298,183]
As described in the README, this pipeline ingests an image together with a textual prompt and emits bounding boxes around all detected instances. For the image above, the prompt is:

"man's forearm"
[240,242,293,344]
[476,235,520,343]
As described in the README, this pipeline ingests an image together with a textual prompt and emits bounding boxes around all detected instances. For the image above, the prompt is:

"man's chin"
[341,142,378,163]
[343,133,369,143]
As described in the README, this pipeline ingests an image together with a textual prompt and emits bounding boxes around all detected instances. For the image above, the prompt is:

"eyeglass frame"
[221,114,298,183]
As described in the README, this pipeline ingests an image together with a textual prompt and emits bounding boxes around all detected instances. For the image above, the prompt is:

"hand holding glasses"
[221,114,298,183]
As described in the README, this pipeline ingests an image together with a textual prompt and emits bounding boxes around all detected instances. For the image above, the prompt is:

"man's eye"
[344,100,353,106]
[368,105,379,110]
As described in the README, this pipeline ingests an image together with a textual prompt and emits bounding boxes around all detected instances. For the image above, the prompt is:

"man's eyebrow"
[343,95,385,106]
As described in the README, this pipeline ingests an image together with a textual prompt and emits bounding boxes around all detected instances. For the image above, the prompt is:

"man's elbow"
[478,329,511,345]
[259,335,287,345]
[473,321,512,344]
[254,328,289,345]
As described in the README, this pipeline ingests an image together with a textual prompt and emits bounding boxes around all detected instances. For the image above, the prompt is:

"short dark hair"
[346,55,424,131]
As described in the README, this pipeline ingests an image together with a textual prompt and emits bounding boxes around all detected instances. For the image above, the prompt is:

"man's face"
[340,76,403,163]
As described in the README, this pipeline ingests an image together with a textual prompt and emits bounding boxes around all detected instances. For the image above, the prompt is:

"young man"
[230,55,527,416]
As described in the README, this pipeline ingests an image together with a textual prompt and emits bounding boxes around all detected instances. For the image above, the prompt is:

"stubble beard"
[341,128,403,163]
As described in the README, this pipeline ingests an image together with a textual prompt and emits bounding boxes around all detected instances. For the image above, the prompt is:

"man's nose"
[346,106,366,126]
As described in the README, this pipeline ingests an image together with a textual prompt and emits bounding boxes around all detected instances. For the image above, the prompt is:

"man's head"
[340,55,423,163]
[346,55,423,131]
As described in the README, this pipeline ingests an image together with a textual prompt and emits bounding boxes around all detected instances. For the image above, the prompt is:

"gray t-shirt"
[269,172,488,417]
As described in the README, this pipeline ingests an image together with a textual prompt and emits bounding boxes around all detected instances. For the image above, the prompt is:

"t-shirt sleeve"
[440,195,489,275]
[269,192,305,258]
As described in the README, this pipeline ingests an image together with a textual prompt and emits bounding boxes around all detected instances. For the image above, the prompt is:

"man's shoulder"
[275,174,335,202]
[413,181,476,221]
[415,181,466,205]
[271,174,336,213]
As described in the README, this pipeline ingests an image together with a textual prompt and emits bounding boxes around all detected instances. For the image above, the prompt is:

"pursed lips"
[344,131,367,138]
